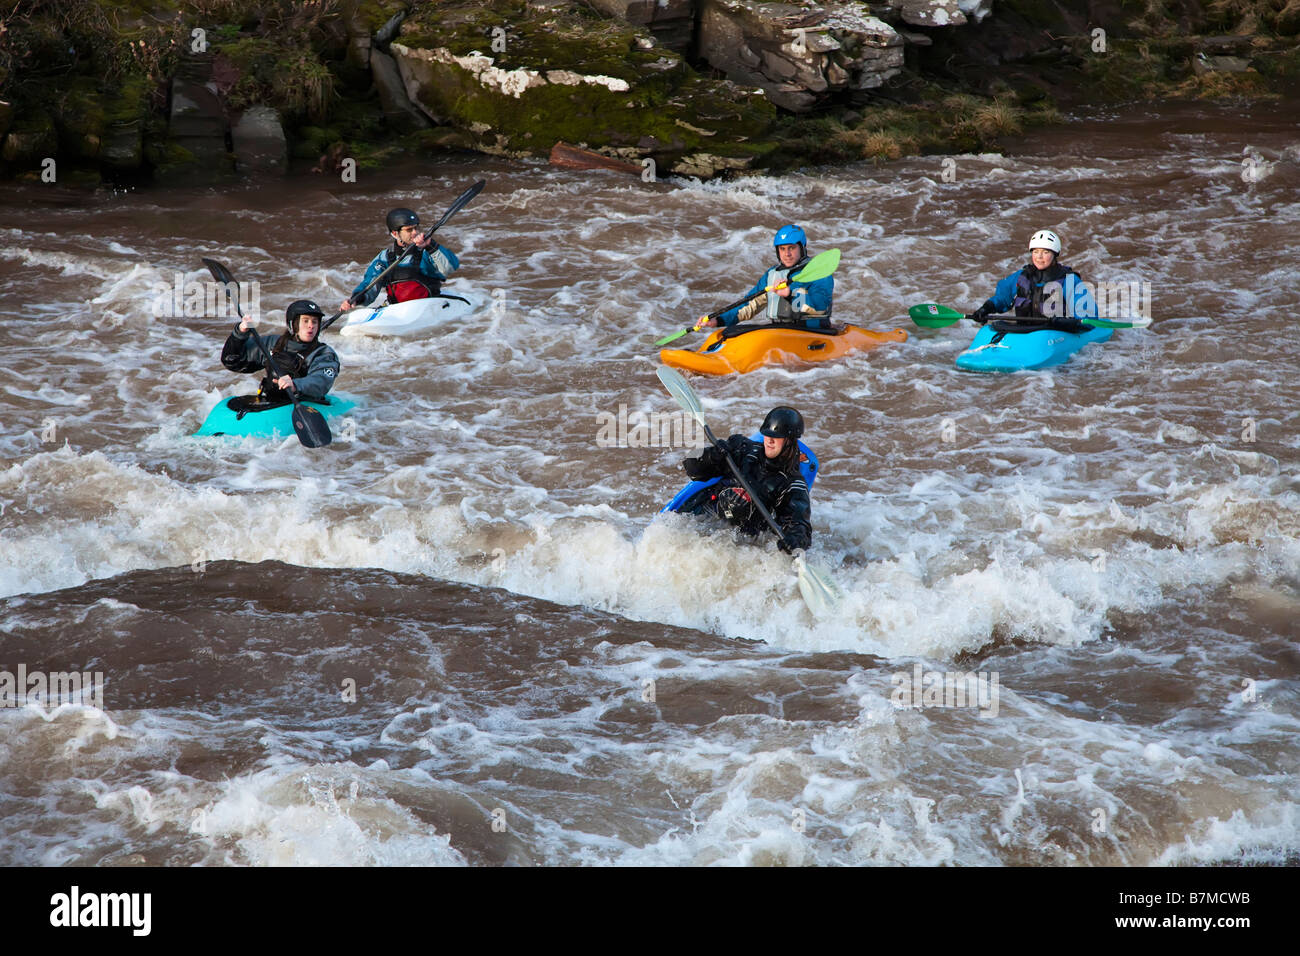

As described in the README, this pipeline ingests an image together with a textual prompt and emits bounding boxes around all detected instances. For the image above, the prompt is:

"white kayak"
[338,289,486,337]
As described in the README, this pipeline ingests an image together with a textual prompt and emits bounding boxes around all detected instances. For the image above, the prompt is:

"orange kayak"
[659,323,907,375]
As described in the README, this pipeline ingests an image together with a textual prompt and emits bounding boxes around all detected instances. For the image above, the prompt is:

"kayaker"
[222,299,340,402]
[678,406,812,553]
[338,207,460,312]
[698,225,833,331]
[967,229,1097,328]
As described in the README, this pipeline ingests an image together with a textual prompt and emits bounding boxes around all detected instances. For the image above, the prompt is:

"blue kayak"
[955,323,1112,372]
[195,392,358,439]
[662,434,818,513]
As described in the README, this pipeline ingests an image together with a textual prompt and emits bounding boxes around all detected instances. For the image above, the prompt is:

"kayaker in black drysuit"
[966,228,1098,330]
[679,406,812,553]
[221,300,340,403]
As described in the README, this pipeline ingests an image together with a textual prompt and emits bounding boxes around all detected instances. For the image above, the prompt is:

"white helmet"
[1029,229,1061,254]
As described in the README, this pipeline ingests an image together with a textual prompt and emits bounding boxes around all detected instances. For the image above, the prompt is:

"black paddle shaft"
[703,424,795,551]
[203,258,291,382]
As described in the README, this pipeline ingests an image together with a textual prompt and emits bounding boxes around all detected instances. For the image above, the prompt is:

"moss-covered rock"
[54,77,106,160]
[2,114,58,165]
[101,74,148,169]
[391,0,777,176]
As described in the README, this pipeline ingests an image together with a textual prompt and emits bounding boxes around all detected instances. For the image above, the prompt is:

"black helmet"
[286,299,325,334]
[760,406,804,440]
[386,207,419,232]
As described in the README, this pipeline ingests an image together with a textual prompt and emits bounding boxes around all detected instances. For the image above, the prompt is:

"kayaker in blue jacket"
[222,300,340,402]
[698,225,833,331]
[678,407,812,553]
[338,207,459,312]
[967,229,1097,329]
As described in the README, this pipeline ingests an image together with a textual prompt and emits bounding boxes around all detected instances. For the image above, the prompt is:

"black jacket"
[221,327,340,401]
[682,435,812,551]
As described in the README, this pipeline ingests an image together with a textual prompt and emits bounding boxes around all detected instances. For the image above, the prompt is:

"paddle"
[655,365,842,617]
[320,178,486,333]
[202,258,332,448]
[656,247,843,347]
[908,302,1149,330]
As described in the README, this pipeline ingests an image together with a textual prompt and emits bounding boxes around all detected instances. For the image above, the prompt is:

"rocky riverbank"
[0,0,1296,186]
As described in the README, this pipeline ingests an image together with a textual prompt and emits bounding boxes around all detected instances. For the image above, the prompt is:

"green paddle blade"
[656,327,693,347]
[656,366,705,425]
[791,247,840,284]
[1081,316,1151,329]
[907,303,966,328]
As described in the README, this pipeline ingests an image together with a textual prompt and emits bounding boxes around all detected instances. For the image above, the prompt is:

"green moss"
[401,0,674,86]
[144,138,197,178]
[1078,39,1181,99]
[104,74,148,126]
[215,35,335,122]
[393,0,774,167]
[1251,46,1300,79]
[354,0,409,33]
[53,77,107,160]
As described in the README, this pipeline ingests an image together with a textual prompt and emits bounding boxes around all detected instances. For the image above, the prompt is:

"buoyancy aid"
[1013,262,1080,318]
[766,264,797,322]
[260,334,325,399]
[383,242,439,302]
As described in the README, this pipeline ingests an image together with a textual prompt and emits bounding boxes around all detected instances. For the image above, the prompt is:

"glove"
[682,457,708,480]
[967,302,995,325]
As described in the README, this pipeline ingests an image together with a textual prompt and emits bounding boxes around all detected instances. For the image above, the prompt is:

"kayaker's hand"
[969,303,994,324]
[411,233,431,249]
[275,375,295,392]
[779,539,802,556]
[238,315,254,333]
[339,299,354,313]
[682,457,708,479]
[774,285,791,298]
[696,316,717,330]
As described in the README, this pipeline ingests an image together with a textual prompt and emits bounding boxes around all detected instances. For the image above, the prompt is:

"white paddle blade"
[656,365,705,426]
[795,557,842,617]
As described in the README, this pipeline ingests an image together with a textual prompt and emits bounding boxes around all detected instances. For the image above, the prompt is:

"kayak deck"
[955,323,1112,372]
[339,290,484,337]
[195,392,358,439]
[660,322,907,375]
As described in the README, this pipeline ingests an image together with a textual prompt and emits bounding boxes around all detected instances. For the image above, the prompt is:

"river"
[1,99,1296,866]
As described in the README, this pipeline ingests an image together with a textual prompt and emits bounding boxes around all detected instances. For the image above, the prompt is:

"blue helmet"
[773,224,807,249]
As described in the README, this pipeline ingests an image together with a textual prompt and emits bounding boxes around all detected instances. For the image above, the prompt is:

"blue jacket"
[987,265,1097,320]
[718,263,833,328]
[351,242,459,306]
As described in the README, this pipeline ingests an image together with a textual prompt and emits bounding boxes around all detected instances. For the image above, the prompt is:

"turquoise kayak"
[662,434,818,513]
[956,323,1112,372]
[195,392,358,439]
